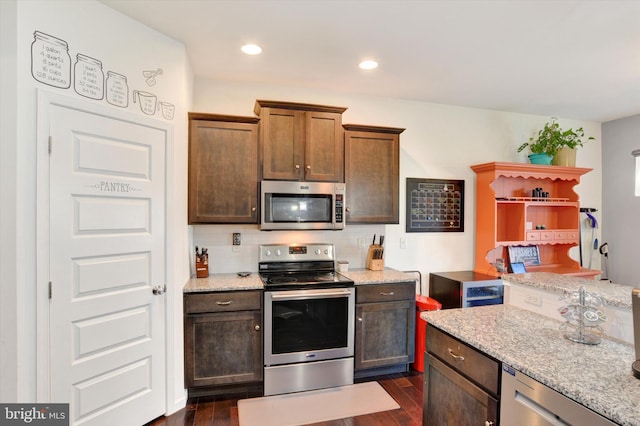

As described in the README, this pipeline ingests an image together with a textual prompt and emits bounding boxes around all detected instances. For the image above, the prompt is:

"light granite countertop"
[183,268,417,293]
[422,304,639,425]
[502,272,633,309]
[340,268,419,285]
[183,273,263,293]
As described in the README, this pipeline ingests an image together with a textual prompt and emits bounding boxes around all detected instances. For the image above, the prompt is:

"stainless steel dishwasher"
[500,364,615,425]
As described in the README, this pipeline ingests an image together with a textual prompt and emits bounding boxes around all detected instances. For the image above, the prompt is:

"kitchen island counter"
[422,304,639,425]
[502,272,632,309]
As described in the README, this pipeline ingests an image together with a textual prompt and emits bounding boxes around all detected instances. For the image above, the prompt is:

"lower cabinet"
[424,324,500,425]
[354,282,415,377]
[184,291,263,396]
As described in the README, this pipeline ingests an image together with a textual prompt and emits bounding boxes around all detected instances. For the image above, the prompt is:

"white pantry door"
[48,102,166,425]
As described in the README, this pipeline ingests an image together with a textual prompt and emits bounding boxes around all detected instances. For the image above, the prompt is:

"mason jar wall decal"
[74,54,104,100]
[133,90,157,115]
[106,71,129,107]
[31,31,71,88]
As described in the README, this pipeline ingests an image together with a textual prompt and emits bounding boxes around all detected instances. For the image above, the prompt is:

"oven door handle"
[270,288,352,300]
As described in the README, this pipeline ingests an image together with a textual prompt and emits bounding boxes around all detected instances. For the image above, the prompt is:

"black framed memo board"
[406,178,464,233]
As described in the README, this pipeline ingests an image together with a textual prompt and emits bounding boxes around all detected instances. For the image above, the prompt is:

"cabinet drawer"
[540,231,554,241]
[554,229,579,242]
[526,231,539,241]
[356,282,415,303]
[185,291,262,314]
[427,325,499,396]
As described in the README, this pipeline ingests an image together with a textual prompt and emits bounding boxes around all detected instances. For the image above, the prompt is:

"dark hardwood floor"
[146,371,423,426]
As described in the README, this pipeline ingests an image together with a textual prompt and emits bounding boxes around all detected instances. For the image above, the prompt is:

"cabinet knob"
[306,165,311,170]
[254,325,260,331]
[485,422,494,426]
[345,207,351,212]
[357,317,363,322]
[251,207,256,212]
[295,164,301,170]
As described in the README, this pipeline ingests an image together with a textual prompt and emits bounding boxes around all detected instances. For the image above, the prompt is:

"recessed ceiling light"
[359,60,378,70]
[241,44,262,55]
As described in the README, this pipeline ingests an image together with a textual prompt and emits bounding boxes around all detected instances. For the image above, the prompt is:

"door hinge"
[48,136,52,155]
[48,281,52,299]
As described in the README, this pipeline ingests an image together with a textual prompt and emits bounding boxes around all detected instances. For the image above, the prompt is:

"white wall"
[2,0,191,413]
[602,115,640,286]
[192,79,602,289]
[0,0,19,404]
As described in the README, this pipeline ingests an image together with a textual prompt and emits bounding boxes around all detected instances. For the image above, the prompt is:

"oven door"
[264,287,355,366]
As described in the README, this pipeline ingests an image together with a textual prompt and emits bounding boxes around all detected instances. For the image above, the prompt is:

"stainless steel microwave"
[260,181,345,230]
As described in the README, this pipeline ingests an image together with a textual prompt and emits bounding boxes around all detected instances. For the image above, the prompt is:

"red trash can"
[413,295,441,372]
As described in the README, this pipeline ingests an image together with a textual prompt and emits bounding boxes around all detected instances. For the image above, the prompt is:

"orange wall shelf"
[470,162,599,278]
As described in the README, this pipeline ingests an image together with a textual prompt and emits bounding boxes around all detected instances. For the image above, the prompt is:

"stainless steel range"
[259,243,355,396]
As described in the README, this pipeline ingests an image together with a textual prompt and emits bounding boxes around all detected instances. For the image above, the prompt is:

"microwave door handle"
[270,289,351,301]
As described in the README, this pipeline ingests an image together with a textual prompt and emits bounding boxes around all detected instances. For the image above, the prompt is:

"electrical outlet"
[524,292,542,306]
[400,237,407,249]
[357,238,366,249]
[233,233,241,246]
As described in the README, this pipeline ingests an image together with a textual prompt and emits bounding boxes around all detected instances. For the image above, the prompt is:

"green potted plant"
[517,118,594,166]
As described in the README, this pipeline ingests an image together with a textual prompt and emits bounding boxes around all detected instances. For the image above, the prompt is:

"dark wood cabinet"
[184,291,263,396]
[188,113,259,224]
[254,100,346,182]
[344,124,403,223]
[424,324,500,425]
[354,283,415,377]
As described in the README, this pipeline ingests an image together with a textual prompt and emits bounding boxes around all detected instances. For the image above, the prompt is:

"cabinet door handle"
[254,325,260,331]
[379,291,395,296]
[448,348,465,361]
[216,300,233,306]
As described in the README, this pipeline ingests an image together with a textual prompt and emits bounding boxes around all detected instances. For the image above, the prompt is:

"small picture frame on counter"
[508,245,541,267]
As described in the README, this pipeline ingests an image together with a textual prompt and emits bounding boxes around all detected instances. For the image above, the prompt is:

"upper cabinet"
[254,100,347,182]
[471,162,598,277]
[188,113,259,224]
[344,124,404,224]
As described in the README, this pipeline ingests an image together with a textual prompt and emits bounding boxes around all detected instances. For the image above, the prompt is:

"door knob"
[152,285,167,295]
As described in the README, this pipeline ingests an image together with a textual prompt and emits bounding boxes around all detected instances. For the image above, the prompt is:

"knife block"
[366,244,384,271]
[195,254,209,278]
